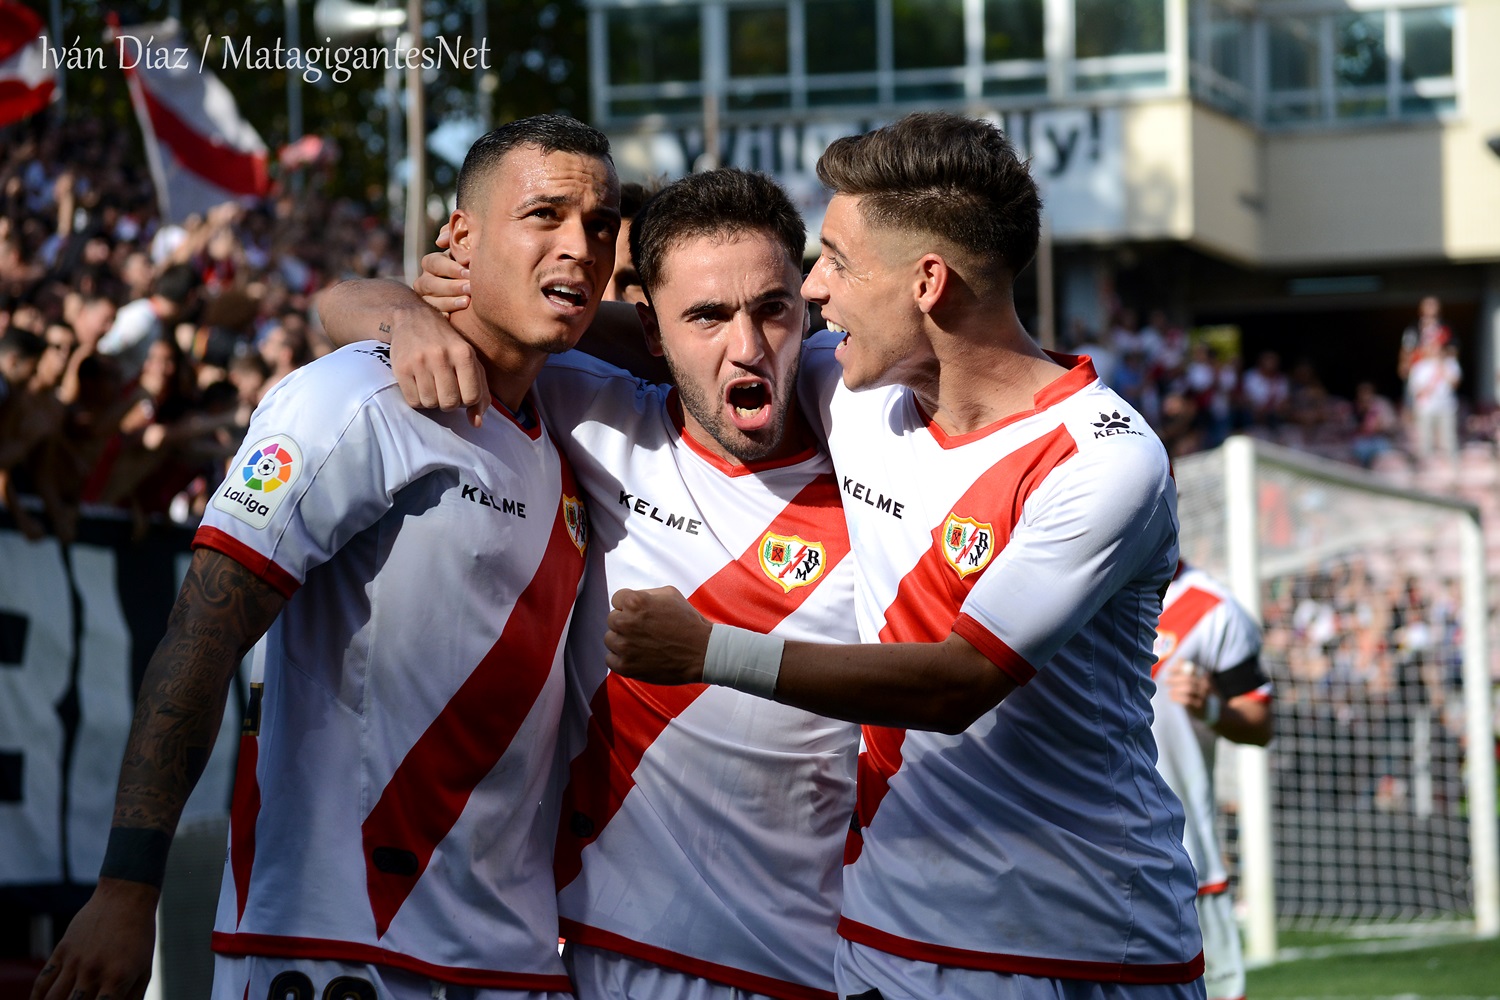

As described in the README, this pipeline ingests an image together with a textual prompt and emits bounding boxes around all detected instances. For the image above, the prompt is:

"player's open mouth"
[826,320,850,358]
[543,282,590,312]
[725,377,774,431]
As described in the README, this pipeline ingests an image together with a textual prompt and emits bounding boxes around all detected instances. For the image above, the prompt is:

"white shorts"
[563,945,792,1000]
[833,939,1205,1000]
[212,954,572,1000]
[1196,891,1245,1000]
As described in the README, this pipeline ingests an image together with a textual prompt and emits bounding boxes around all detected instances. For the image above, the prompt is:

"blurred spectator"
[1242,350,1290,432]
[1398,295,1450,386]
[96,262,202,379]
[1350,382,1400,469]
[1406,340,1461,465]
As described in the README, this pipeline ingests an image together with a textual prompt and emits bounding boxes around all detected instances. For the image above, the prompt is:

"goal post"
[1175,435,1499,961]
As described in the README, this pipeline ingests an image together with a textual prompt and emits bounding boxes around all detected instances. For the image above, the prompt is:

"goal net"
[1173,436,1498,958]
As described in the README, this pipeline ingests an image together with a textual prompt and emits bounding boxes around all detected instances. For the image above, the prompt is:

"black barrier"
[0,507,245,922]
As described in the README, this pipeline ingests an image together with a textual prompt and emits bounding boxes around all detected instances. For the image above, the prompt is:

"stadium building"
[585,0,1500,404]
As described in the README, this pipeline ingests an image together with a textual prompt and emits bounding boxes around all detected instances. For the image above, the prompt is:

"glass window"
[729,5,789,78]
[1076,0,1165,58]
[1268,17,1319,91]
[805,0,878,75]
[1207,4,1250,88]
[984,0,1044,62]
[1334,11,1387,89]
[1402,6,1454,81]
[893,0,964,69]
[1267,16,1320,123]
[608,5,701,86]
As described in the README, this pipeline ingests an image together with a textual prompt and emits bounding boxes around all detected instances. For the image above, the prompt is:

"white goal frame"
[1178,435,1499,961]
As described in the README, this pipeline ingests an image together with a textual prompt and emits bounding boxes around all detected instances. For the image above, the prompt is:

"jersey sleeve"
[194,349,418,596]
[534,351,668,464]
[951,438,1178,683]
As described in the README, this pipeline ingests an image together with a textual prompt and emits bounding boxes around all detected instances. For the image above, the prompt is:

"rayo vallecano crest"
[563,494,588,555]
[758,532,827,593]
[940,513,995,578]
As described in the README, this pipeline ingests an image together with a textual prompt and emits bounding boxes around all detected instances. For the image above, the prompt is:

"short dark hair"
[0,327,45,361]
[154,264,201,305]
[619,180,662,221]
[631,169,805,297]
[816,112,1040,279]
[457,114,614,209]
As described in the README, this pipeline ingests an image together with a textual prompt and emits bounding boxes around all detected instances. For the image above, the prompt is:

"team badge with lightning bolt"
[940,513,995,578]
[758,532,827,593]
[563,495,588,555]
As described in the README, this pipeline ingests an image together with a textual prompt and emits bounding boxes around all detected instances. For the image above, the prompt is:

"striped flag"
[0,0,56,126]
[112,18,270,222]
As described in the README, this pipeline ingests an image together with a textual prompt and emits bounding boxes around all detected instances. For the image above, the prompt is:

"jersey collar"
[917,352,1099,449]
[490,393,543,440]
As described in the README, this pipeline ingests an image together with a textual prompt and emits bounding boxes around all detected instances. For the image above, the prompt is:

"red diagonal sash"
[848,427,1077,863]
[361,460,586,938]
[1150,586,1222,679]
[554,474,850,890]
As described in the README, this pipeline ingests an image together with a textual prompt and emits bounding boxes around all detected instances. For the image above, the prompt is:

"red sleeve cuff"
[952,613,1036,685]
[193,525,301,599]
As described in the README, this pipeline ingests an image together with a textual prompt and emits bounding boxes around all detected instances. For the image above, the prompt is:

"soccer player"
[1152,563,1274,1000]
[603,112,1206,999]
[321,169,859,1000]
[30,114,619,1000]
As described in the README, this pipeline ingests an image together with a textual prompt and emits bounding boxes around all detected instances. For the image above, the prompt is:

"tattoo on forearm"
[113,551,284,832]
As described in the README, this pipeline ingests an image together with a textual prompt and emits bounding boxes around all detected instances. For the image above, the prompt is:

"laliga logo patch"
[563,494,588,555]
[213,435,304,529]
[758,532,826,593]
[940,513,995,578]
[1153,631,1178,660]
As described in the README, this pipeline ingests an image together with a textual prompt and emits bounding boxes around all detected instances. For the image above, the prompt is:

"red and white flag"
[0,0,56,126]
[113,18,270,222]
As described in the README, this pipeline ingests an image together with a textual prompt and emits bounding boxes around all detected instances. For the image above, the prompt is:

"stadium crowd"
[1059,302,1480,469]
[1,115,1485,546]
[0,116,399,541]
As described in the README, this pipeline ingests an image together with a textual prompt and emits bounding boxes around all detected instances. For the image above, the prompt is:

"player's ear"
[636,301,664,357]
[448,210,476,268]
[914,253,950,315]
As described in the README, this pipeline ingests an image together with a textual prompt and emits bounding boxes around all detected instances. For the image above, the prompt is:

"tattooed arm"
[32,548,285,1000]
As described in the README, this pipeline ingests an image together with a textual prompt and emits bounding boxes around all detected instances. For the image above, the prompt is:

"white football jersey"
[798,333,1203,983]
[533,352,859,1000]
[1150,565,1269,894]
[194,342,584,992]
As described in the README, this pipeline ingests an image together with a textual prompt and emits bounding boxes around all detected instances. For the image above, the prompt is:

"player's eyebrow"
[515,193,621,230]
[680,286,796,321]
[820,236,851,266]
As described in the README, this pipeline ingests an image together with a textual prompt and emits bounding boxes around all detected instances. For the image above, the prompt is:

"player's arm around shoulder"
[32,549,285,1000]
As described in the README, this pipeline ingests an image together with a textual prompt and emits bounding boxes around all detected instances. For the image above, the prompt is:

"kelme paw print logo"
[1091,410,1144,438]
[1093,411,1131,429]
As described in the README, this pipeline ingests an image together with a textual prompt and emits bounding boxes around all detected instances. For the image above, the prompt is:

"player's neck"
[915,311,1066,437]
[448,309,548,412]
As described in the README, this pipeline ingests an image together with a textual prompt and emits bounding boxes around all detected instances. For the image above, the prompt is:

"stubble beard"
[666,350,801,464]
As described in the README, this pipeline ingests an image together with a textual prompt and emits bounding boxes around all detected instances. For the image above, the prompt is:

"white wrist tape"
[1202,693,1222,729]
[702,623,784,698]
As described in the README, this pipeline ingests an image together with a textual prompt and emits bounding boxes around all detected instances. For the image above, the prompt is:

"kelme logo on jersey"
[563,494,588,555]
[212,435,304,530]
[758,532,826,593]
[941,514,995,578]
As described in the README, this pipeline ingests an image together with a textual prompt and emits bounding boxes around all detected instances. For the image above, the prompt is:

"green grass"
[1246,937,1500,999]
